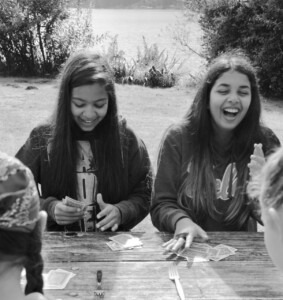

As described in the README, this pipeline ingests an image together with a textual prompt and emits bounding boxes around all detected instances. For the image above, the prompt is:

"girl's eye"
[94,103,106,109]
[239,91,249,96]
[218,90,228,95]
[74,103,84,108]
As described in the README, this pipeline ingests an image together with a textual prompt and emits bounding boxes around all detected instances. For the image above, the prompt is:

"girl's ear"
[268,207,283,241]
[38,211,47,235]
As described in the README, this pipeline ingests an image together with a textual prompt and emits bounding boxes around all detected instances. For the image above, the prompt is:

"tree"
[0,0,104,75]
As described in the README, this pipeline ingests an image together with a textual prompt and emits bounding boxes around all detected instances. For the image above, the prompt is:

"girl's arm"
[150,125,191,233]
[15,127,42,185]
[16,127,83,228]
[115,133,152,230]
[15,127,56,217]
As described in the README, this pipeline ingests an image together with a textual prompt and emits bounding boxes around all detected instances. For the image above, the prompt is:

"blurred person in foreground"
[248,146,283,271]
[0,151,47,300]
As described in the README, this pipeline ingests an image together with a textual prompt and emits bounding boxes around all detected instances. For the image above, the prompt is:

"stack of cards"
[171,242,237,262]
[62,196,86,210]
[44,268,76,289]
[106,234,143,251]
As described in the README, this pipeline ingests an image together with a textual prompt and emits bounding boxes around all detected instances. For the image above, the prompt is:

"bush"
[0,0,105,76]
[103,35,181,88]
[189,0,283,98]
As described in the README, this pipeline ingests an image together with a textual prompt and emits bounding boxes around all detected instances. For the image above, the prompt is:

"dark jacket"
[150,122,280,233]
[16,119,152,231]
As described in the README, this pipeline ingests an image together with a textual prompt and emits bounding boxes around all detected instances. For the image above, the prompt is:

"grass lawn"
[0,77,282,233]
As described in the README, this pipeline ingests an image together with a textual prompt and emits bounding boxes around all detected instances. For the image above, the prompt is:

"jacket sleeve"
[115,129,152,230]
[15,126,60,216]
[150,125,190,233]
[15,127,42,184]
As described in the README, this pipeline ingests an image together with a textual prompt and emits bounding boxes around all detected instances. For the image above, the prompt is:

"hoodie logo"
[215,163,237,200]
[186,162,238,200]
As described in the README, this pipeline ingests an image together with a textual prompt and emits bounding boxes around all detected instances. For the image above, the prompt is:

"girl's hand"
[248,143,265,178]
[96,193,121,231]
[54,202,84,225]
[163,218,208,253]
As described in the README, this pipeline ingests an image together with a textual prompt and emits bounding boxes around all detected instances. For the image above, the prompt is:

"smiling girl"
[16,50,152,232]
[150,51,280,252]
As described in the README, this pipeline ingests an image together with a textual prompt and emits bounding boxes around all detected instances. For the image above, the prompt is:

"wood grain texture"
[42,232,283,299]
[42,231,269,262]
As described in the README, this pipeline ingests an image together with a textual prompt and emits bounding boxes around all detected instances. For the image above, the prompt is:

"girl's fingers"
[97,205,114,219]
[253,143,264,157]
[162,238,175,247]
[171,237,186,252]
[96,214,117,231]
[185,233,194,248]
[111,223,118,232]
[56,211,84,218]
[197,227,209,240]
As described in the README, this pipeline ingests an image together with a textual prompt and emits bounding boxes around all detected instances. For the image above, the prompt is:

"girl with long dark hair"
[151,51,280,252]
[16,50,152,232]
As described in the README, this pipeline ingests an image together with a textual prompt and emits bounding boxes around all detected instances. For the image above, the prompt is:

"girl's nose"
[228,94,239,104]
[82,107,96,119]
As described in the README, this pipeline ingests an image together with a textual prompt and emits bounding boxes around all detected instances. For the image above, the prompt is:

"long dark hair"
[48,50,124,201]
[178,50,265,228]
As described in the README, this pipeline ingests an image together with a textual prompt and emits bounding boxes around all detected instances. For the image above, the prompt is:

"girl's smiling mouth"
[79,118,97,126]
[223,107,240,118]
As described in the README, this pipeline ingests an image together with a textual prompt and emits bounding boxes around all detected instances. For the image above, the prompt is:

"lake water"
[84,9,204,71]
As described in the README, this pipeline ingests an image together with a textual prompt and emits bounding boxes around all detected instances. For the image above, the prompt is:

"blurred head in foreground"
[0,152,47,297]
[248,147,283,270]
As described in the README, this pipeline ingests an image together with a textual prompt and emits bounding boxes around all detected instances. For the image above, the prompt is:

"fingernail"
[101,227,104,231]
[77,208,81,212]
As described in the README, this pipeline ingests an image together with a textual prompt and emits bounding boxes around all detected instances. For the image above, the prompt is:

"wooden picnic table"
[42,231,283,300]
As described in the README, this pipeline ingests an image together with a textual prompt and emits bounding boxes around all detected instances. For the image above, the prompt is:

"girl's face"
[71,83,109,131]
[209,70,252,135]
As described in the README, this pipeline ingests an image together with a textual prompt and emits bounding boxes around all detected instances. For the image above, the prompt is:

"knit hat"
[0,152,40,233]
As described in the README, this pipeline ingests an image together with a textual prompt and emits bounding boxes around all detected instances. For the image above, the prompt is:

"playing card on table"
[44,269,76,290]
[167,242,237,262]
[106,240,125,251]
[177,247,210,262]
[109,234,143,249]
[214,244,237,254]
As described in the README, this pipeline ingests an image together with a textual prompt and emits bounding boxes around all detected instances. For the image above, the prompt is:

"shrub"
[0,0,105,76]
[135,37,180,88]
[104,35,182,88]
[195,0,283,98]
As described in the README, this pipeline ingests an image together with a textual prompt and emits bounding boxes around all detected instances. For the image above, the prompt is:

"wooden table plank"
[43,261,283,300]
[42,231,270,263]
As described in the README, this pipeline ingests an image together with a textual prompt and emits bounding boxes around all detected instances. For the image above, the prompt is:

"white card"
[109,234,143,248]
[44,269,76,290]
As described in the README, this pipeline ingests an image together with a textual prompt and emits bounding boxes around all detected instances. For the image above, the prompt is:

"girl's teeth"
[224,108,238,113]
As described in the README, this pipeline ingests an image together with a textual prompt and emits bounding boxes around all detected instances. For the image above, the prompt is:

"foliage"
[188,0,283,98]
[0,0,105,76]
[104,36,182,88]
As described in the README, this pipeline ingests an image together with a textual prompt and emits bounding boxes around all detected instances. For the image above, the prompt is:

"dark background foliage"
[0,0,101,76]
[189,0,283,98]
